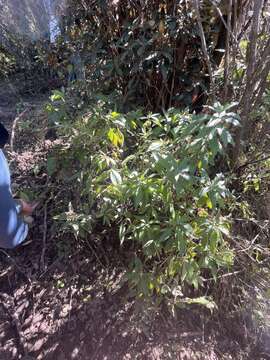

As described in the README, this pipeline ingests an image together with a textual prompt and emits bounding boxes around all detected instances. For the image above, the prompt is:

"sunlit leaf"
[110,169,122,185]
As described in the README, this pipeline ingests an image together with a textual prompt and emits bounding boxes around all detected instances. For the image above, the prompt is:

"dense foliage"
[29,0,268,312]
[2,0,270,315]
[43,0,239,111]
[45,90,242,307]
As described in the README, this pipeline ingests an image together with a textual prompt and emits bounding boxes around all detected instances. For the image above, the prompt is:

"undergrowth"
[45,90,242,310]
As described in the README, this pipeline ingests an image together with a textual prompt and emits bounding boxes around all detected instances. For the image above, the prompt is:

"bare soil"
[0,245,256,360]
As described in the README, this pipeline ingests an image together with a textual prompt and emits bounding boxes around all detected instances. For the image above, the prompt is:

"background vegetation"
[1,0,270,358]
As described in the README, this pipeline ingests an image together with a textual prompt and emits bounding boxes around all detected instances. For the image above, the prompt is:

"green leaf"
[134,187,144,209]
[143,240,154,248]
[240,40,248,50]
[51,90,65,102]
[110,169,122,185]
[107,128,124,147]
[220,129,234,146]
[183,297,217,311]
[176,228,186,255]
[147,140,163,152]
[111,111,120,118]
[119,224,126,245]
[253,177,260,192]
[209,230,220,252]
[206,196,213,209]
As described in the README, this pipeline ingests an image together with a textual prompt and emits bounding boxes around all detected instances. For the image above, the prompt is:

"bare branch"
[233,0,265,165]
[209,0,243,57]
[251,61,270,110]
[224,0,233,101]
[192,0,214,95]
[246,0,264,79]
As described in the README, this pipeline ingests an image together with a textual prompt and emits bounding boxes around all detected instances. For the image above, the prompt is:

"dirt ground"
[0,79,270,360]
[0,244,259,360]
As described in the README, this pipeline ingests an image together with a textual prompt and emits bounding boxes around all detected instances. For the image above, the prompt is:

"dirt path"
[0,81,268,360]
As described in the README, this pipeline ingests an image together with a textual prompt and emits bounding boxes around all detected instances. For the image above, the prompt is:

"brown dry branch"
[224,0,233,101]
[247,0,264,77]
[232,0,267,165]
[252,60,270,111]
[247,36,270,92]
[192,0,214,96]
[210,0,244,60]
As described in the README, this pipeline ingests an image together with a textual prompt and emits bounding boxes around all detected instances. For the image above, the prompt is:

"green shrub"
[48,97,240,307]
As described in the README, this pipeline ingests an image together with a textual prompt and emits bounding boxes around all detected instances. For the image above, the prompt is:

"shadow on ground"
[1,237,269,360]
